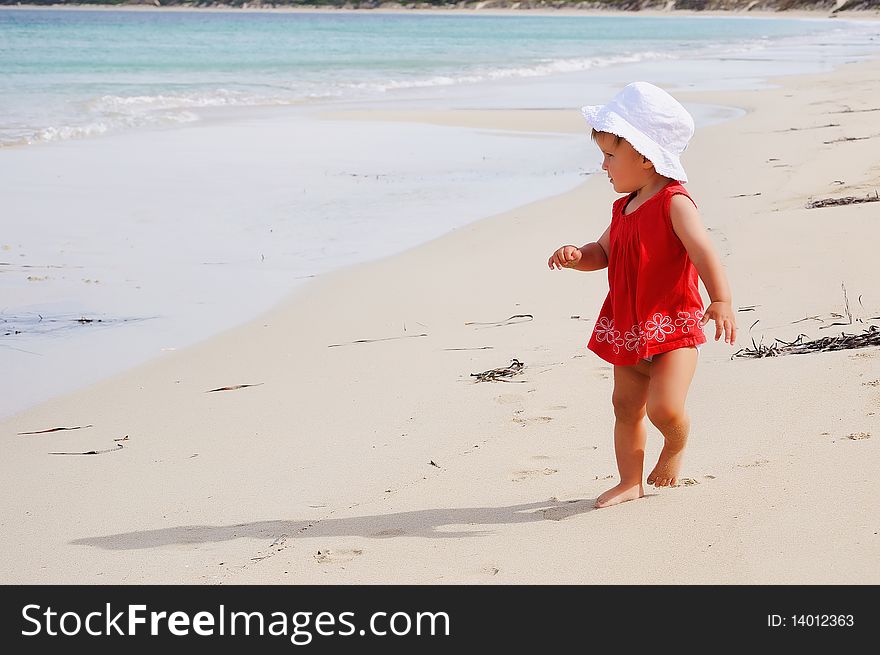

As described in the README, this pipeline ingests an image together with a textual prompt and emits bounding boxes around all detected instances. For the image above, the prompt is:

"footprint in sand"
[313,548,364,564]
[736,459,770,468]
[246,534,291,565]
[512,415,553,427]
[495,393,523,405]
[511,468,558,482]
[540,499,591,521]
[461,440,487,455]
[270,534,289,549]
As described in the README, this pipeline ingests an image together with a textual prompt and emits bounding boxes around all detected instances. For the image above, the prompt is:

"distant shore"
[2,2,880,23]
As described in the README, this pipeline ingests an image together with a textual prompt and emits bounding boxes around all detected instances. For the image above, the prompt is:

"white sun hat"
[580,81,695,183]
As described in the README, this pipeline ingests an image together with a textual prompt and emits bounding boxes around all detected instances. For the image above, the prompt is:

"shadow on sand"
[70,497,613,550]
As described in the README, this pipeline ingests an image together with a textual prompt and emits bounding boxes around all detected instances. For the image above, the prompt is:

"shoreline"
[2,46,879,582]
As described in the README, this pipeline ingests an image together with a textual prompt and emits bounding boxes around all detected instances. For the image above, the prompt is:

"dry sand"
[2,53,879,584]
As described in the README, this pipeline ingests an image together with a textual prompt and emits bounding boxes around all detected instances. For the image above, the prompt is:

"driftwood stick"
[465,314,533,328]
[777,123,840,131]
[327,333,428,348]
[18,424,94,435]
[443,346,494,351]
[822,134,880,145]
[828,107,880,114]
[50,443,124,456]
[206,383,265,393]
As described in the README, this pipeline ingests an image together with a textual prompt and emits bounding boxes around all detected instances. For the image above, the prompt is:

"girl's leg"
[645,346,699,487]
[595,362,651,508]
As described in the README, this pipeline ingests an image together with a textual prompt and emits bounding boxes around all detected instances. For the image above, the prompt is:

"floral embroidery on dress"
[623,325,641,352]
[594,317,614,342]
[595,317,624,354]
[638,325,649,348]
[674,310,698,334]
[643,312,674,342]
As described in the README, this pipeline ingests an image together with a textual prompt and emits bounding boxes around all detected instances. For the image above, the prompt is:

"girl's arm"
[669,195,737,344]
[571,222,611,272]
[570,242,608,272]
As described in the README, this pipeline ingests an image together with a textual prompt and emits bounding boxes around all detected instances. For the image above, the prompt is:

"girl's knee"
[612,365,650,421]
[646,403,686,428]
[612,396,647,422]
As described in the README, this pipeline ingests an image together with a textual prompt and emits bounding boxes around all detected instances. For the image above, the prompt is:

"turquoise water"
[2,8,879,146]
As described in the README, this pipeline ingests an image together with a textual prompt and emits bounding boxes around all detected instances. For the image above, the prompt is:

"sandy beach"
[2,33,880,583]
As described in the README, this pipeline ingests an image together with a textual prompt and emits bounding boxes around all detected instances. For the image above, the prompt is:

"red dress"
[587,180,707,366]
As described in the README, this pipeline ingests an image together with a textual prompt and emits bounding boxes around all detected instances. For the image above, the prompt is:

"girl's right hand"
[548,245,582,270]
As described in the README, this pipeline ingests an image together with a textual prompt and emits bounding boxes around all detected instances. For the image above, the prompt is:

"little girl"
[548,82,737,509]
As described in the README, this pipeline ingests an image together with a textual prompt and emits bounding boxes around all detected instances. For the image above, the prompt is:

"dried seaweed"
[776,123,840,132]
[471,358,525,383]
[822,134,880,145]
[791,315,822,324]
[442,346,494,351]
[50,443,124,456]
[18,424,94,435]
[827,106,880,114]
[732,324,880,359]
[327,333,427,347]
[206,383,264,393]
[465,314,533,328]
[820,282,854,328]
[806,190,879,208]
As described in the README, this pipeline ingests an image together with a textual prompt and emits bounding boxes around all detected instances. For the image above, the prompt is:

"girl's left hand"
[700,301,737,345]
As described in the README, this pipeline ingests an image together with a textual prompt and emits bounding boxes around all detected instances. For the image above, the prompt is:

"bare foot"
[594,482,645,509]
[647,441,686,487]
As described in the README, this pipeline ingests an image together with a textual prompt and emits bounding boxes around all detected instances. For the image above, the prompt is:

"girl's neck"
[633,177,674,200]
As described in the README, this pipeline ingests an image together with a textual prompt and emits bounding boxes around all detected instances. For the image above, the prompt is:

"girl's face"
[596,132,654,194]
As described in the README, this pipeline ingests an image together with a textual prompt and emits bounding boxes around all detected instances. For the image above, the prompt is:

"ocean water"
[2,7,880,420]
[2,8,880,146]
